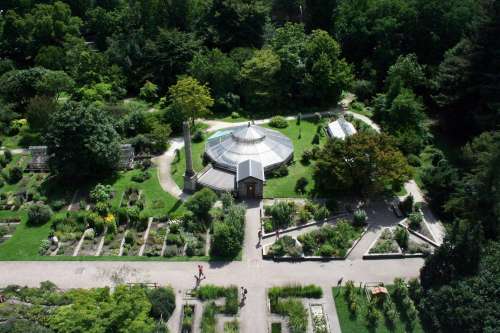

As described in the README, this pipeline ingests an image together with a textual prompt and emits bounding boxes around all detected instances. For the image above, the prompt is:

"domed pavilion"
[184,122,294,198]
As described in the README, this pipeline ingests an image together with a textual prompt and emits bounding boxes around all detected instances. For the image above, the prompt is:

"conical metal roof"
[205,124,294,172]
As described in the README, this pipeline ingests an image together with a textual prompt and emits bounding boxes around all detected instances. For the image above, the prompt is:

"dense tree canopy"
[45,102,121,180]
[314,132,412,196]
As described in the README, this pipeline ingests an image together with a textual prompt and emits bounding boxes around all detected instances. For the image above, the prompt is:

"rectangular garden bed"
[121,229,145,256]
[78,235,102,256]
[100,226,126,256]
[142,221,167,257]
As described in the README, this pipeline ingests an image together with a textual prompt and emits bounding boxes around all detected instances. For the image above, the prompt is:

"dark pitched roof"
[236,159,264,182]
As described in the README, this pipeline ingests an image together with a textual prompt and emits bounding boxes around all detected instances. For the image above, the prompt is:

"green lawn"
[333,287,425,333]
[170,119,327,198]
[106,167,186,218]
[262,120,327,198]
[171,136,207,189]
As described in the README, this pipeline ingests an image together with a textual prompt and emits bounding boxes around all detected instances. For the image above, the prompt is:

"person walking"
[241,286,248,304]
[276,229,280,240]
[257,229,262,247]
[198,265,205,279]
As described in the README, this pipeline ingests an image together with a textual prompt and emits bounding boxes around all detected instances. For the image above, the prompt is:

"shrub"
[407,154,421,167]
[269,116,288,128]
[95,201,110,216]
[90,184,113,203]
[166,234,184,247]
[148,287,176,320]
[268,236,302,257]
[200,301,217,332]
[270,164,288,178]
[394,228,409,250]
[313,205,330,221]
[408,211,423,230]
[182,305,194,331]
[365,301,380,327]
[220,192,234,211]
[399,194,414,216]
[139,81,159,102]
[266,201,296,229]
[8,166,23,184]
[124,230,136,245]
[295,177,309,194]
[271,298,308,333]
[105,215,117,234]
[353,209,367,226]
[185,188,217,223]
[192,130,204,143]
[84,228,95,240]
[230,111,240,119]
[92,216,105,235]
[301,149,313,165]
[132,171,150,183]
[38,239,51,255]
[49,199,67,211]
[163,245,178,257]
[298,208,312,223]
[269,285,323,299]
[4,149,12,162]
[27,203,53,226]
[318,244,334,257]
[312,133,320,144]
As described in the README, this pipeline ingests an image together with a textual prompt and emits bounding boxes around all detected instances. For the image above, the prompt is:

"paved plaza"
[0,200,426,332]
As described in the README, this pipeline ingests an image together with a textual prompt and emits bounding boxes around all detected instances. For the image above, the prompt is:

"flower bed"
[310,304,329,333]
[121,187,144,209]
[195,285,239,333]
[78,230,102,256]
[100,225,126,256]
[263,200,331,233]
[163,223,207,258]
[365,228,432,258]
[297,220,364,257]
[50,213,86,256]
[121,229,144,256]
[368,229,400,254]
[268,285,323,333]
[143,221,167,257]
[181,304,195,333]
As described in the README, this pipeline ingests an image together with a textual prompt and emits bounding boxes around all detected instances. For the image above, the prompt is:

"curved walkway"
[151,137,188,200]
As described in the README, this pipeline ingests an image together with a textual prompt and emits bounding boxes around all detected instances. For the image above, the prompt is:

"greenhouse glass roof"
[205,124,293,172]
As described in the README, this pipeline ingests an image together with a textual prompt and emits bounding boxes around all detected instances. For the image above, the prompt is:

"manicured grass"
[0,210,50,260]
[106,167,185,217]
[332,287,425,333]
[262,120,327,198]
[171,135,207,188]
